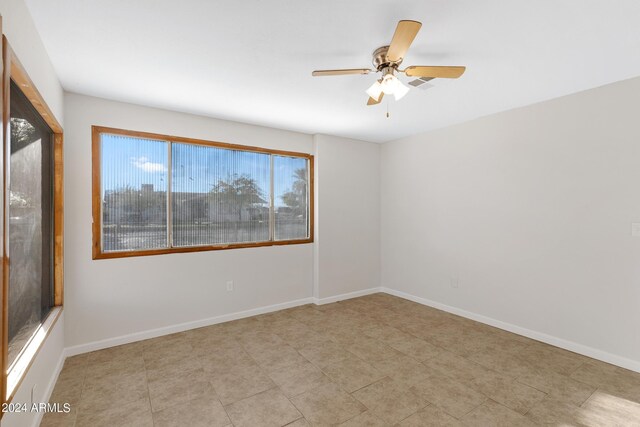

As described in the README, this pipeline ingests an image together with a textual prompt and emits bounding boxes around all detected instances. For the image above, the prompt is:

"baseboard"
[65,296,315,357]
[313,287,383,305]
[31,349,66,427]
[381,287,640,374]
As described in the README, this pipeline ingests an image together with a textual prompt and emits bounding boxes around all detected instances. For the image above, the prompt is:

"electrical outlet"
[226,281,234,291]
[450,277,459,289]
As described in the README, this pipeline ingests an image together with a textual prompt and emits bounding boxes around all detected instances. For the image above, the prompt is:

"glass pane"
[8,81,54,366]
[101,134,168,251]
[274,155,309,240]
[172,143,270,246]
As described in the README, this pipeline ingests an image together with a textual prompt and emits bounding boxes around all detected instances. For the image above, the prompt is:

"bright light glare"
[366,80,382,99]
[393,80,410,100]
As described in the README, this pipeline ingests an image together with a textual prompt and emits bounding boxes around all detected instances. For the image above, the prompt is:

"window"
[92,127,313,258]
[7,81,54,367]
[1,35,64,407]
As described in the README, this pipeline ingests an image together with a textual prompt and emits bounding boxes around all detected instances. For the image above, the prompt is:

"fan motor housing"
[372,45,402,71]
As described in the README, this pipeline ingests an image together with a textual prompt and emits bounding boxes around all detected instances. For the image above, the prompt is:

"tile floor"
[41,293,640,426]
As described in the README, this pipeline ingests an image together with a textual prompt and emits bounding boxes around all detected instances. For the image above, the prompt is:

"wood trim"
[92,126,314,160]
[93,238,315,260]
[1,33,10,412]
[8,48,62,134]
[91,126,101,260]
[0,26,8,415]
[92,125,314,260]
[53,134,64,306]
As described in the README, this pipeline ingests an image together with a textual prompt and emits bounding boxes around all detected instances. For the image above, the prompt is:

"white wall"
[0,1,65,426]
[314,134,381,301]
[381,76,640,369]
[64,93,319,350]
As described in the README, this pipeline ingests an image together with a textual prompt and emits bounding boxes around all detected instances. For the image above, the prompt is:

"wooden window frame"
[0,19,64,411]
[92,126,314,259]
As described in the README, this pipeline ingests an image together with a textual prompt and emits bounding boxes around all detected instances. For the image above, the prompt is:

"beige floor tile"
[225,388,302,427]
[571,359,640,401]
[422,351,493,383]
[209,363,276,405]
[298,340,355,368]
[85,341,145,365]
[268,359,332,397]
[142,333,192,361]
[285,418,311,426]
[347,336,402,363]
[238,331,285,352]
[461,399,536,426]
[84,355,146,383]
[410,373,486,419]
[281,329,334,350]
[372,355,434,388]
[147,368,214,412]
[322,356,385,393]
[291,383,366,425]
[45,294,640,426]
[387,335,442,362]
[468,348,536,379]
[520,341,588,374]
[247,342,309,373]
[525,397,595,426]
[338,410,388,426]
[397,405,463,426]
[363,324,408,343]
[145,353,202,382]
[152,396,230,427]
[580,390,640,425]
[191,336,244,358]
[79,371,149,414]
[75,397,153,427]
[352,377,428,424]
[517,367,596,406]
[40,408,78,427]
[48,370,84,406]
[468,370,547,414]
[199,347,257,376]
[62,353,91,373]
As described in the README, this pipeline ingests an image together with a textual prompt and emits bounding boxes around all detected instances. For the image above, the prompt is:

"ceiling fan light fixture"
[380,74,398,95]
[365,80,383,99]
[393,80,410,100]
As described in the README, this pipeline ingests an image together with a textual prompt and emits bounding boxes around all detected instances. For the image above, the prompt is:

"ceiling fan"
[312,20,466,105]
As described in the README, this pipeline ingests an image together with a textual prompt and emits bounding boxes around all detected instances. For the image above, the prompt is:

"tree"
[281,168,307,216]
[104,185,166,224]
[10,118,37,148]
[210,174,266,221]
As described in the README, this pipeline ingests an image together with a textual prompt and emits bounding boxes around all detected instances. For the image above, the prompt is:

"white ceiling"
[26,0,640,143]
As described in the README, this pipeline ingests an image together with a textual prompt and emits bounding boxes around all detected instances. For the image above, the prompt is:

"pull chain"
[386,99,390,118]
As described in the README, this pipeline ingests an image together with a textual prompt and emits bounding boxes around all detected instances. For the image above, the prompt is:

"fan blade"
[387,20,422,62]
[367,93,384,106]
[404,66,466,78]
[312,68,371,76]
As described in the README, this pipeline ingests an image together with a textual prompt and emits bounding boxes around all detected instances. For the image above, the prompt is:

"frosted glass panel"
[172,143,270,246]
[101,134,168,251]
[274,155,309,240]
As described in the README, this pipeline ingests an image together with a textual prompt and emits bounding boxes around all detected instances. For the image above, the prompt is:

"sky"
[100,134,307,207]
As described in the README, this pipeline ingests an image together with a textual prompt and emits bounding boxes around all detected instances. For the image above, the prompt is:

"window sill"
[6,307,63,402]
[93,237,314,259]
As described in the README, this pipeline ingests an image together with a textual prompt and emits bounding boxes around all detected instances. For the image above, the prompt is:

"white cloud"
[131,156,167,173]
